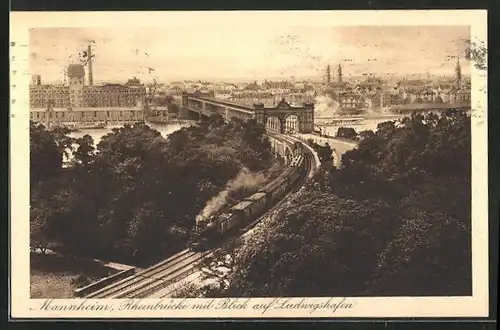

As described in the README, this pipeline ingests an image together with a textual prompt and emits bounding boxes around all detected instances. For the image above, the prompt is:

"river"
[63,121,195,164]
[63,116,401,164]
[69,121,196,145]
[319,116,403,136]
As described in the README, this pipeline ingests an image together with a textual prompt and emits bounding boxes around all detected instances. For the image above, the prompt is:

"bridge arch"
[270,138,280,156]
[266,116,282,133]
[284,114,300,134]
[292,141,303,156]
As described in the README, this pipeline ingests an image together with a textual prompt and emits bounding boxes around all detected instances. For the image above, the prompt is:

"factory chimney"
[87,44,94,86]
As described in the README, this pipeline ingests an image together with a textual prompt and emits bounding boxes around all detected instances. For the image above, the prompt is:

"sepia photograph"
[10,10,488,318]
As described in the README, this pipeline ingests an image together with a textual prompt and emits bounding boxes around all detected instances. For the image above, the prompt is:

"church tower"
[326,64,331,83]
[337,63,343,83]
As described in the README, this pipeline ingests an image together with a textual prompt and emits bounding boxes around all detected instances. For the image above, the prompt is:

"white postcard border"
[10,10,489,318]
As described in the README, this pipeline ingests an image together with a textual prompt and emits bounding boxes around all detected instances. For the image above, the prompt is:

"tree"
[217,110,472,297]
[74,134,95,170]
[224,190,393,297]
[30,121,62,184]
[359,130,375,141]
[29,119,277,266]
[50,126,75,160]
[30,173,83,255]
[315,143,334,164]
[208,114,225,129]
[371,209,471,296]
[30,203,52,254]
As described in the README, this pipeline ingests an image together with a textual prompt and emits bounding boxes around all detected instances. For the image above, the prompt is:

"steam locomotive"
[189,153,306,251]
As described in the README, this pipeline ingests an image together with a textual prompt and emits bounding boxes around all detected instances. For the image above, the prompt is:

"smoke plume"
[196,167,266,224]
[314,95,339,117]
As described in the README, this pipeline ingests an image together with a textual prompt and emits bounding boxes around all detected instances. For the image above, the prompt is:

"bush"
[70,275,93,289]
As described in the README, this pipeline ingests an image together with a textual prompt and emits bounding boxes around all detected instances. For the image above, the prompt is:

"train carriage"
[191,137,309,251]
[260,172,288,206]
[218,213,238,234]
[244,192,267,217]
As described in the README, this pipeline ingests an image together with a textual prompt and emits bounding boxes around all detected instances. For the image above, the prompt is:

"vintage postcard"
[10,10,489,318]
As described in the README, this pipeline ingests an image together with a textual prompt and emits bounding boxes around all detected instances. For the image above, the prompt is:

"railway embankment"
[85,133,315,298]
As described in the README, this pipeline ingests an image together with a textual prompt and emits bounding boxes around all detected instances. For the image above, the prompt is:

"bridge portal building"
[254,98,314,134]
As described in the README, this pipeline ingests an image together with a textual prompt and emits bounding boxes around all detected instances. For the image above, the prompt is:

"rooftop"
[30,107,143,112]
[67,64,85,78]
[231,200,254,211]
[245,192,267,201]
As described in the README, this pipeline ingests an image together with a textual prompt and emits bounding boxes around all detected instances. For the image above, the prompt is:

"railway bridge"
[268,135,304,164]
[82,94,318,299]
[181,91,315,134]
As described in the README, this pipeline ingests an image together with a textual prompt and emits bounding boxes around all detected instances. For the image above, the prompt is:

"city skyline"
[30,26,470,84]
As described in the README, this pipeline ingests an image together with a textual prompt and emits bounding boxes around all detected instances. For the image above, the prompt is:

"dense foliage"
[207,110,471,297]
[307,139,334,164]
[30,117,273,266]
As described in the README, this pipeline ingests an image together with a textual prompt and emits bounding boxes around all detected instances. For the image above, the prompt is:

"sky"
[30,26,470,84]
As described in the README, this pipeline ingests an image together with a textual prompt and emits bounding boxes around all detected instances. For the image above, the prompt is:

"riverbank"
[316,115,403,137]
[63,121,196,166]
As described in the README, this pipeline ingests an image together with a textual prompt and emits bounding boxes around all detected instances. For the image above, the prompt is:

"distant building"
[167,85,185,97]
[338,93,363,111]
[29,64,146,109]
[29,63,146,127]
[30,107,145,127]
[30,84,70,108]
[448,88,471,103]
[244,81,261,91]
[31,74,41,86]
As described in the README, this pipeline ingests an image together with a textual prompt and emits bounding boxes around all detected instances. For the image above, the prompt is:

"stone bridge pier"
[267,135,303,165]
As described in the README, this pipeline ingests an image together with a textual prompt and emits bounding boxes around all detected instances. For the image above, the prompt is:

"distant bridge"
[388,102,471,113]
[181,91,315,134]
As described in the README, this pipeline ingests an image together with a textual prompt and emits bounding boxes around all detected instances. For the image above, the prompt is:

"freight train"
[189,152,306,251]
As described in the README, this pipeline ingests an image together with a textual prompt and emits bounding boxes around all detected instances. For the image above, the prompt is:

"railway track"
[87,249,208,298]
[155,135,319,298]
[86,133,318,299]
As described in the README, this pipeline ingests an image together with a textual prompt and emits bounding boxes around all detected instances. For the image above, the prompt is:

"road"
[293,133,358,168]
